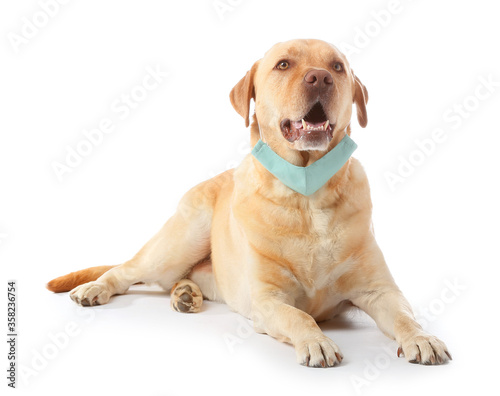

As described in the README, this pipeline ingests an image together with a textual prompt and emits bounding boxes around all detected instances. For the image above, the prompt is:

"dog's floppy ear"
[352,72,368,128]
[230,61,259,128]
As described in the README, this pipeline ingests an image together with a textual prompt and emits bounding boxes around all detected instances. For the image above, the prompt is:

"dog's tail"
[46,265,116,293]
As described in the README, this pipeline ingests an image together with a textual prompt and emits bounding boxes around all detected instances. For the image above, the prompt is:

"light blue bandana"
[251,134,357,196]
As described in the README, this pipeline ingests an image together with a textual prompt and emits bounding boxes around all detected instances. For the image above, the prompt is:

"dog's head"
[230,39,368,153]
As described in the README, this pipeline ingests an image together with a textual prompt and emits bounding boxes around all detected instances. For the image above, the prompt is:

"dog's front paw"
[295,335,343,368]
[70,281,111,306]
[398,333,452,365]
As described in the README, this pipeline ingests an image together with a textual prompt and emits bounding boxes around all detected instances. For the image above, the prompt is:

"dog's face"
[230,39,368,152]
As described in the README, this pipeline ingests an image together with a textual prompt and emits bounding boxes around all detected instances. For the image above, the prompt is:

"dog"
[47,39,451,367]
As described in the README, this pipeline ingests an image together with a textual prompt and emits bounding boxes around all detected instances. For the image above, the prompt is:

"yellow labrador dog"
[48,39,451,367]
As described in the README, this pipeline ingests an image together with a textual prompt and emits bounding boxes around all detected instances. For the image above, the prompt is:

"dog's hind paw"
[170,279,203,313]
[70,281,111,306]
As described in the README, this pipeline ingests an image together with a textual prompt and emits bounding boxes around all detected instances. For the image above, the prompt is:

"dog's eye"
[276,61,290,70]
[333,63,343,72]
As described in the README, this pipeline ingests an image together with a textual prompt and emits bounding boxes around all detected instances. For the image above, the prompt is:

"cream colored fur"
[61,39,450,367]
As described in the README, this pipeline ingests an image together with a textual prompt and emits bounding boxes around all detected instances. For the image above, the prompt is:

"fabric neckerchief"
[251,134,357,196]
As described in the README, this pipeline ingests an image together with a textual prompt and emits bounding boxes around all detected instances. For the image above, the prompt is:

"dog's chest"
[277,205,353,319]
[280,205,346,290]
[306,206,340,263]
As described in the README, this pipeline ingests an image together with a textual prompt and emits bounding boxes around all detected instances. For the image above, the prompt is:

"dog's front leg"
[251,293,343,368]
[351,286,452,365]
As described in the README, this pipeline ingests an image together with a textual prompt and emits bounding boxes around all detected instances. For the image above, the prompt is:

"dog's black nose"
[304,69,333,89]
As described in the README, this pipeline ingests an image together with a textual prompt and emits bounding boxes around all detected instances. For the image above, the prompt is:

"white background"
[1,0,499,395]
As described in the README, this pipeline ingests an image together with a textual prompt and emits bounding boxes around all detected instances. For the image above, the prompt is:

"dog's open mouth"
[280,102,334,143]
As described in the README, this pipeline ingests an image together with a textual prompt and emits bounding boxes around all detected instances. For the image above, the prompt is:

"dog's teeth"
[301,119,330,131]
[300,120,330,132]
